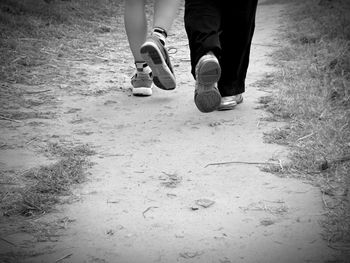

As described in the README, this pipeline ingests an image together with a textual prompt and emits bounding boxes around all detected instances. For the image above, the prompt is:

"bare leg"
[138,0,181,90]
[153,0,181,34]
[124,0,147,62]
[125,0,181,91]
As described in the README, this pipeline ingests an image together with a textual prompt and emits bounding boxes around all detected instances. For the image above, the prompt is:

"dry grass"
[0,143,94,261]
[0,250,49,263]
[259,0,350,249]
[1,144,95,217]
[0,0,123,86]
[0,0,121,37]
[0,1,108,261]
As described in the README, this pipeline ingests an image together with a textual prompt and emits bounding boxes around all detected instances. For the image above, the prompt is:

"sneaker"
[131,71,153,96]
[140,36,176,90]
[195,52,221,85]
[194,53,221,113]
[217,94,243,111]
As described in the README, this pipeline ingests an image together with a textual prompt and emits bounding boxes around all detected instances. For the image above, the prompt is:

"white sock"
[135,62,151,74]
[152,27,167,45]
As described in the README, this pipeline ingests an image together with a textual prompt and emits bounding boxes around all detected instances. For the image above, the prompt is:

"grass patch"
[260,0,350,248]
[0,0,121,37]
[0,0,123,85]
[1,144,95,217]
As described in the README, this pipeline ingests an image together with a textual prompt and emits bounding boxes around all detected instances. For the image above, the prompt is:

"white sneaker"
[217,94,243,111]
[131,71,153,96]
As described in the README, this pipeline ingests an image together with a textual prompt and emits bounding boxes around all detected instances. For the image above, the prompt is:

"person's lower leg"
[184,0,222,78]
[218,0,258,96]
[124,0,147,62]
[136,0,179,91]
[153,0,181,44]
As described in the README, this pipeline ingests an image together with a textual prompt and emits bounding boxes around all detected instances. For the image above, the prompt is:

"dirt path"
[0,2,343,263]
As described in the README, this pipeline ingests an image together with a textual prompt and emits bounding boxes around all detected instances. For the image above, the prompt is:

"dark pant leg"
[184,0,222,79]
[218,0,258,97]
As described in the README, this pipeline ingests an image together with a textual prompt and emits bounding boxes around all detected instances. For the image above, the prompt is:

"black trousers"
[184,0,258,96]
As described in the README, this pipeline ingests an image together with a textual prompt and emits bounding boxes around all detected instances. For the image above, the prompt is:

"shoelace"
[167,46,178,55]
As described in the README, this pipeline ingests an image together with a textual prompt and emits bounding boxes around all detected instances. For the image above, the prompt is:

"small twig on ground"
[332,155,350,163]
[0,237,17,247]
[23,199,43,212]
[55,253,73,263]
[205,161,278,168]
[26,137,37,145]
[11,56,26,63]
[106,200,120,204]
[262,199,285,203]
[322,192,329,209]
[25,90,51,94]
[252,43,280,47]
[142,206,158,218]
[0,115,22,123]
[47,64,59,69]
[296,133,314,142]
[94,55,109,61]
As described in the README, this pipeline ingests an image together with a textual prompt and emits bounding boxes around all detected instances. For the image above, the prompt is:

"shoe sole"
[195,86,221,113]
[132,87,152,96]
[140,42,176,90]
[196,57,221,85]
[194,56,221,113]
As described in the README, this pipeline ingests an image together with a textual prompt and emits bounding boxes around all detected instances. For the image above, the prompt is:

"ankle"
[152,26,167,45]
[135,61,151,73]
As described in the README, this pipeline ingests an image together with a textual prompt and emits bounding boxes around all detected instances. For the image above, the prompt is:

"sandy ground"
[0,1,345,263]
